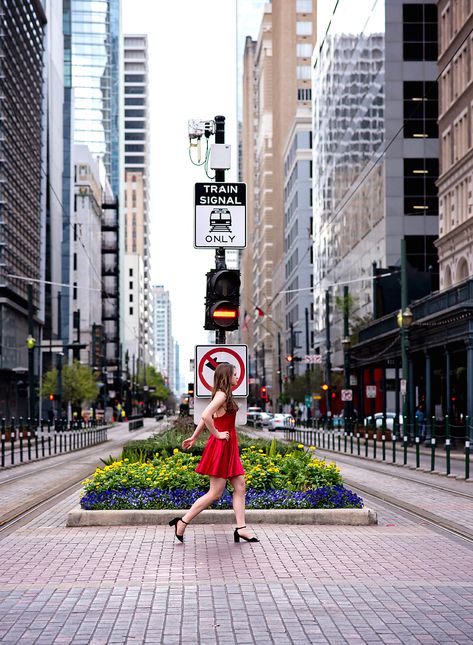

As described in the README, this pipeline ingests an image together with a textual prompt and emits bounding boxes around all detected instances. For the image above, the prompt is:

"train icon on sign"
[209,208,232,232]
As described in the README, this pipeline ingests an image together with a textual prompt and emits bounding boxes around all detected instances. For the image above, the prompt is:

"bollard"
[356,430,360,456]
[343,431,347,453]
[465,415,470,481]
[392,431,397,463]
[403,415,408,466]
[365,428,369,457]
[27,418,32,461]
[381,417,386,461]
[430,416,436,472]
[1,418,5,467]
[10,417,15,465]
[19,417,25,462]
[350,431,354,454]
[373,427,377,460]
[445,414,451,476]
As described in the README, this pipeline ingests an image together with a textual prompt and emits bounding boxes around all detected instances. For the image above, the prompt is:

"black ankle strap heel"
[169,517,188,542]
[234,525,259,543]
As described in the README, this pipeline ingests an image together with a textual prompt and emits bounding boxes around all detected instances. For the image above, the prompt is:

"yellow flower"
[173,448,179,455]
[124,458,129,462]
[146,478,151,481]
[250,445,256,449]
[310,445,316,450]
[297,444,304,449]
[258,449,264,453]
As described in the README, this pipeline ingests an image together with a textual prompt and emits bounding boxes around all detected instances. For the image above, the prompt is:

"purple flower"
[80,485,363,511]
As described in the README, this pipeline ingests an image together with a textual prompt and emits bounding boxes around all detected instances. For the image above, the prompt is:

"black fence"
[0,417,109,468]
[283,415,472,480]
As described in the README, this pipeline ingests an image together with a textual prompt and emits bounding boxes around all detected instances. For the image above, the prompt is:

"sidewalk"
[0,448,473,642]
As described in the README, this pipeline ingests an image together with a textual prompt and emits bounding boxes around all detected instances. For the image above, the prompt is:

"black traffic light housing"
[204,268,240,331]
[260,386,268,401]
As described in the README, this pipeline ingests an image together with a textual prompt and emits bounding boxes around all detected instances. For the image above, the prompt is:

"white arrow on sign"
[195,345,248,397]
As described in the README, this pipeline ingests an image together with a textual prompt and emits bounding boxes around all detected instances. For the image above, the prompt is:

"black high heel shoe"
[234,525,259,543]
[169,517,188,542]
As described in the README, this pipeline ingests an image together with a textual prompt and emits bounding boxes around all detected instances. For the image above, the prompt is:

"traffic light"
[321,383,329,392]
[260,386,268,401]
[49,393,55,401]
[188,382,194,396]
[204,268,240,331]
[286,355,293,362]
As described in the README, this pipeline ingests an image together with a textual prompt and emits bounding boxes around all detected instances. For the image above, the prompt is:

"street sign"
[195,344,248,397]
[304,354,322,364]
[400,378,407,395]
[194,182,246,249]
[304,395,312,407]
[341,389,353,401]
[349,374,357,386]
[366,385,377,399]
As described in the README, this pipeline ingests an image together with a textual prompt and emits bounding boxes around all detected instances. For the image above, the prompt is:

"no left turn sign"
[195,345,248,397]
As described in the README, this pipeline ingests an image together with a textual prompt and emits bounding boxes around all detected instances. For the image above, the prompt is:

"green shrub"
[82,444,342,496]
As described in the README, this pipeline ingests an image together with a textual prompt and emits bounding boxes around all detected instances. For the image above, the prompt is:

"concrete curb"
[66,506,377,527]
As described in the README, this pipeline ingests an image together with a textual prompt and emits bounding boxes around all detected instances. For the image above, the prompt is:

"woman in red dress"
[169,363,259,544]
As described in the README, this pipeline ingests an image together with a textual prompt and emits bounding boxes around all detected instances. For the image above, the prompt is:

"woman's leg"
[177,476,227,535]
[229,475,255,540]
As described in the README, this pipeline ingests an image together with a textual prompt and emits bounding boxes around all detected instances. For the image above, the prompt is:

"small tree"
[137,364,170,406]
[42,361,99,410]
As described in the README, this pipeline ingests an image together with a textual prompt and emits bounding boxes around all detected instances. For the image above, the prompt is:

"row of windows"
[441,105,473,172]
[440,176,472,235]
[125,97,144,106]
[124,74,145,83]
[403,81,438,138]
[404,158,439,215]
[440,37,473,115]
[403,3,438,61]
[440,0,473,56]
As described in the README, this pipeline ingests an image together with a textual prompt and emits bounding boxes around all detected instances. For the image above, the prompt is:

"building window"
[403,81,438,138]
[73,282,77,300]
[125,74,145,83]
[129,294,133,302]
[125,110,145,118]
[296,42,313,57]
[129,307,133,315]
[125,97,145,106]
[129,281,133,289]
[73,253,77,271]
[296,21,312,36]
[125,156,145,164]
[403,4,438,61]
[405,235,438,274]
[296,0,312,11]
[297,88,312,101]
[404,158,439,215]
[129,268,133,276]
[297,66,311,80]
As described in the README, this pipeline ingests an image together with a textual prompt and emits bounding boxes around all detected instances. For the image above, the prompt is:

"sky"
[122,0,265,389]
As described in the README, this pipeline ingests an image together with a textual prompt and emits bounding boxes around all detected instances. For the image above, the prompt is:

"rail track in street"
[241,425,473,547]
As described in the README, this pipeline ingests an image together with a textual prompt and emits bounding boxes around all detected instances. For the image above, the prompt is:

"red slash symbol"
[205,355,221,372]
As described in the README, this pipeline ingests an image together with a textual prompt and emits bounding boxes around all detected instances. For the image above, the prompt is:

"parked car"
[259,412,273,427]
[246,410,263,427]
[364,412,403,431]
[268,413,295,431]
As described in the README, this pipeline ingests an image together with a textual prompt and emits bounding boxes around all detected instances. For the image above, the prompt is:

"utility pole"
[342,285,351,431]
[57,291,62,418]
[27,283,36,419]
[325,289,332,421]
[214,115,226,345]
[277,332,283,412]
[289,322,295,382]
[305,307,310,389]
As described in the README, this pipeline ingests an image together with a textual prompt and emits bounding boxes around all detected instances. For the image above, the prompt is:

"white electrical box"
[210,144,231,170]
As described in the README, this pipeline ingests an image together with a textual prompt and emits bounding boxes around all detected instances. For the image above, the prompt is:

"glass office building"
[69,0,121,196]
[312,0,439,351]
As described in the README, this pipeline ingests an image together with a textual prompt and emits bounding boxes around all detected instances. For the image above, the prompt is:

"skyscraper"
[0,0,47,416]
[123,35,153,364]
[153,286,174,393]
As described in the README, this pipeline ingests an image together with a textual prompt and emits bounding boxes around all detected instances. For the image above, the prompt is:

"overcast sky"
[122,0,266,389]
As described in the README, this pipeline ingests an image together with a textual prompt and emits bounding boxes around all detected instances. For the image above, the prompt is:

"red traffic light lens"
[213,309,237,319]
[211,302,239,328]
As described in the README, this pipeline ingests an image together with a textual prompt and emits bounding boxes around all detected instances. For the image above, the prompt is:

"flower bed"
[80,485,363,511]
[80,441,363,511]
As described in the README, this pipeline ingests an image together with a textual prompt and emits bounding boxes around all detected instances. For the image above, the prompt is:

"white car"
[268,413,295,431]
[364,412,403,431]
[259,412,273,427]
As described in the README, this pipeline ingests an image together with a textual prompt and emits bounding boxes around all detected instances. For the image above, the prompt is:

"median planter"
[67,506,377,527]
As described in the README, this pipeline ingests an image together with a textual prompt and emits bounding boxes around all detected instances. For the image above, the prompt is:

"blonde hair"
[211,363,238,412]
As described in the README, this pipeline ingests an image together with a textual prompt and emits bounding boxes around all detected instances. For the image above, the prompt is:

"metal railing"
[0,417,109,468]
[283,415,472,480]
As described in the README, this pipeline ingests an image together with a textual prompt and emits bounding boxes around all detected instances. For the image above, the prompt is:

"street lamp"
[342,336,351,431]
[25,334,36,420]
[397,307,413,436]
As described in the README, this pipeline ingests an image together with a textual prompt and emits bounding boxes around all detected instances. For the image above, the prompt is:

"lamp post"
[397,306,413,435]
[25,334,36,420]
[342,335,351,432]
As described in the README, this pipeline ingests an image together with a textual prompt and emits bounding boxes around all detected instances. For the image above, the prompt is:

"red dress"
[195,409,244,479]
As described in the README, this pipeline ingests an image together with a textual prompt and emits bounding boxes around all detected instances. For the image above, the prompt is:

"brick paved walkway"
[0,487,473,644]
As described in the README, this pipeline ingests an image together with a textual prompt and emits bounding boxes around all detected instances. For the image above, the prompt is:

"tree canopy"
[42,361,99,407]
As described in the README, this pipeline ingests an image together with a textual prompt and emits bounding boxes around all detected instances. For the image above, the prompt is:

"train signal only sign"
[194,182,246,249]
[195,345,248,397]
